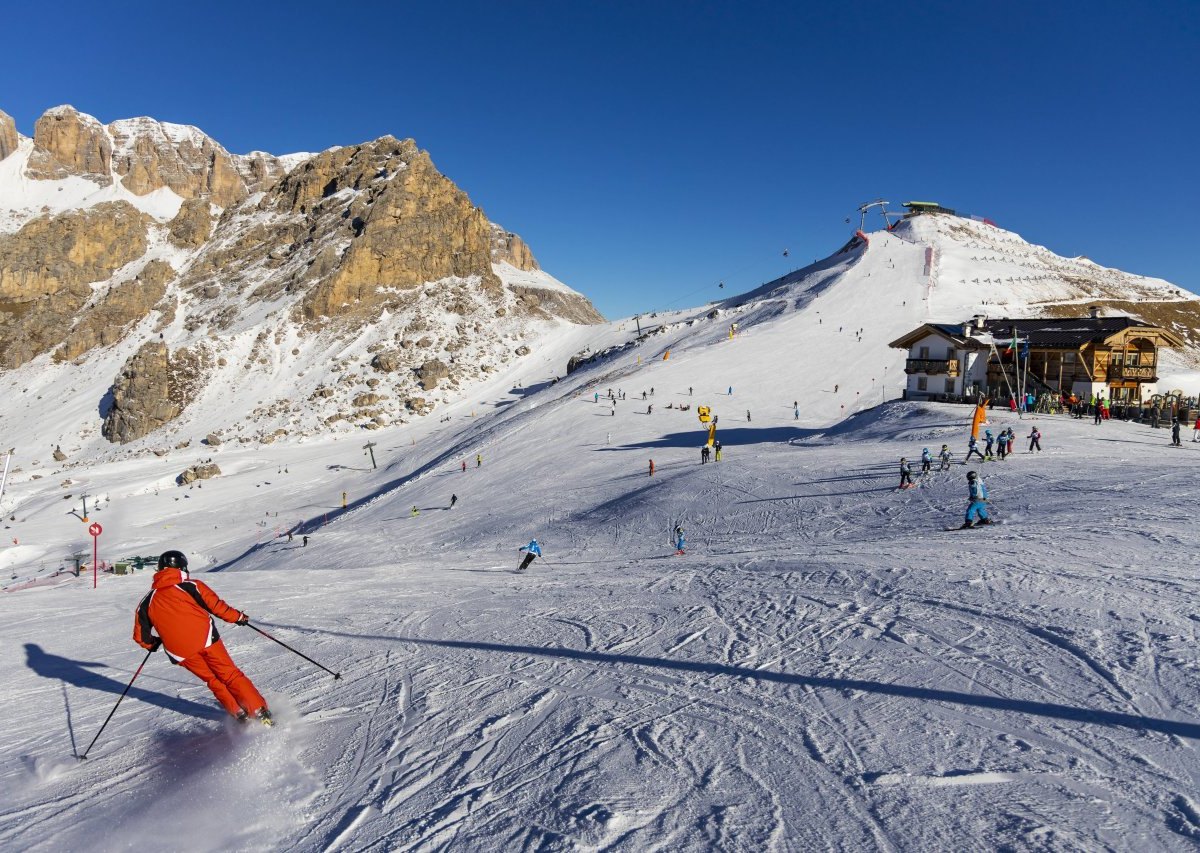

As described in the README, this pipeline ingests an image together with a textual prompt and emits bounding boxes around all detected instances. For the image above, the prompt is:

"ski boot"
[255,708,275,727]
[959,521,975,529]
[977,518,992,526]
[235,710,249,724]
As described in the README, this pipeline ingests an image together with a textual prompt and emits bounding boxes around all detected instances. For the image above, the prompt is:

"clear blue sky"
[3,0,1196,318]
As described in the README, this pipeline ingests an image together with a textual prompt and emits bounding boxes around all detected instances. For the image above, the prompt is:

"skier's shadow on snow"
[341,635,1200,741]
[606,426,815,450]
[24,644,222,724]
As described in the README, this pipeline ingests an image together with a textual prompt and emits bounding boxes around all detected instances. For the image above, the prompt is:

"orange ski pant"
[180,640,266,717]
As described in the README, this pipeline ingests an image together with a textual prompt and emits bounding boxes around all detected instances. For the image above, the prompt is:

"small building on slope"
[888,309,1185,404]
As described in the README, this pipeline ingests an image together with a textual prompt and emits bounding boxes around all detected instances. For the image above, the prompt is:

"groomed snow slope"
[4,242,1200,849]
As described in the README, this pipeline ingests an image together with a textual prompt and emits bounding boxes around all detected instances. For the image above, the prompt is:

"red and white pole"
[89,522,102,589]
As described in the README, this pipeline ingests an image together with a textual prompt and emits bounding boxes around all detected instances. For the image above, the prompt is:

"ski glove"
[148,639,162,652]
[236,613,249,626]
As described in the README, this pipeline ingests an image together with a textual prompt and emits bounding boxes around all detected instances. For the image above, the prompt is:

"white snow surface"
[3,217,1200,850]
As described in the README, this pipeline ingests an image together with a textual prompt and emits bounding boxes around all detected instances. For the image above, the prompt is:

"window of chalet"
[918,346,930,359]
[1111,351,1124,365]
[1063,352,1076,363]
[917,376,928,391]
[947,347,956,360]
[944,378,955,393]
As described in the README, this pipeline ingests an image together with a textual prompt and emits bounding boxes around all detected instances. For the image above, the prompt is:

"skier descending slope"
[898,458,914,489]
[920,447,933,474]
[517,539,542,572]
[959,471,993,529]
[133,550,273,726]
[674,526,686,556]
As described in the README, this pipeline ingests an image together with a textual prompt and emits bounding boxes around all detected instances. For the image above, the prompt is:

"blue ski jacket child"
[966,479,990,524]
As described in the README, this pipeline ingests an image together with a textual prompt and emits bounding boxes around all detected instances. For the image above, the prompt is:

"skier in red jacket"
[132,550,272,725]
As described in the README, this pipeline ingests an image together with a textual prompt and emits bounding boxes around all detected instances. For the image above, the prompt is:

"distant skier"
[961,471,992,529]
[983,429,995,460]
[461,461,467,473]
[133,550,271,725]
[1193,414,1200,442]
[517,539,542,572]
[648,404,653,414]
[899,457,914,489]
[674,526,686,556]
[920,447,932,474]
[938,444,953,470]
[476,453,482,467]
[302,535,309,547]
[728,386,733,395]
[701,445,710,464]
[794,403,799,420]
[714,440,723,462]
[1172,418,1182,447]
[996,429,1008,460]
[649,459,655,477]
[689,386,693,396]
[965,435,985,462]
[1006,428,1015,456]
[1028,426,1042,452]
[746,410,751,422]
[450,494,458,509]
[411,505,419,517]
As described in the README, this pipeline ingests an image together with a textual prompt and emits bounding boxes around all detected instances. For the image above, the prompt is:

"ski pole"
[78,648,153,760]
[247,623,341,679]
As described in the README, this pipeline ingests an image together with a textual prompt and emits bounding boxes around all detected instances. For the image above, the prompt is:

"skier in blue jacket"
[983,429,995,459]
[674,526,686,555]
[518,539,542,572]
[965,435,985,462]
[961,471,992,528]
[920,447,933,474]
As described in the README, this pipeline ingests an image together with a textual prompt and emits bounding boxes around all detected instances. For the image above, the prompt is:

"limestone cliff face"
[25,106,112,184]
[490,223,539,271]
[108,117,248,206]
[0,109,17,161]
[102,340,210,444]
[298,139,501,319]
[53,259,173,363]
[0,202,150,368]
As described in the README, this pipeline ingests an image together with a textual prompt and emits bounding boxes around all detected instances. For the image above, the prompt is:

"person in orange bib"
[132,550,272,725]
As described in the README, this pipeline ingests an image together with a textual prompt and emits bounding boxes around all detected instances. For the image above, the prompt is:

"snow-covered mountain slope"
[4,341,1200,849]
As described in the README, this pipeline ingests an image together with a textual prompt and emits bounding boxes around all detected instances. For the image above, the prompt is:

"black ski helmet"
[158,550,188,571]
[967,471,978,481]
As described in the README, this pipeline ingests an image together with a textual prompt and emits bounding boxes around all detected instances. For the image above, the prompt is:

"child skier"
[939,444,952,470]
[1172,418,1182,447]
[1005,428,1015,456]
[1028,426,1042,452]
[961,471,992,528]
[674,526,686,555]
[517,539,542,572]
[920,447,933,474]
[996,430,1008,460]
[132,550,271,725]
[983,429,995,460]
[899,457,914,489]
[965,436,985,462]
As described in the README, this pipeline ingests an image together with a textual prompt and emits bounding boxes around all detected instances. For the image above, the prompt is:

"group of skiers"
[899,421,1047,527]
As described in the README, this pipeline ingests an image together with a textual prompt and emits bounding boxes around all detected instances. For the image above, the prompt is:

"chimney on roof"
[973,314,986,330]
[1088,305,1100,319]
[961,322,972,338]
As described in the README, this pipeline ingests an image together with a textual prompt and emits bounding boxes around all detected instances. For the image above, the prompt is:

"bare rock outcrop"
[293,138,502,319]
[510,285,605,324]
[108,117,247,206]
[489,223,539,271]
[53,259,173,363]
[0,201,151,368]
[167,198,213,247]
[416,359,449,390]
[0,109,18,161]
[102,341,211,443]
[25,106,112,184]
[178,462,221,484]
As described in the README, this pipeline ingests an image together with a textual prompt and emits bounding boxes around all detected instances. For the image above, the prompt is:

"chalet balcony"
[905,358,959,376]
[1107,364,1157,381]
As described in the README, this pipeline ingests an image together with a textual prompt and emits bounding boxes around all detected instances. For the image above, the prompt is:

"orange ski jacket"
[133,568,245,663]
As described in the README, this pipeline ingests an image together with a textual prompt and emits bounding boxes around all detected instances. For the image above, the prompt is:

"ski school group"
[897,422,1045,530]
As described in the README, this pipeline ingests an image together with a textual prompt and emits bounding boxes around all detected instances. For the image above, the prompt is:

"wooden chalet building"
[888,309,1185,404]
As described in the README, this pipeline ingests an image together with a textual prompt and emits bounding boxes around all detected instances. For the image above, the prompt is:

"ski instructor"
[132,550,272,725]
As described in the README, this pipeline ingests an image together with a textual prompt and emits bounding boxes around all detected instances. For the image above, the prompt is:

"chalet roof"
[889,316,1186,351]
